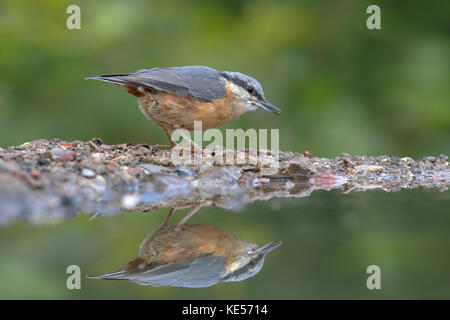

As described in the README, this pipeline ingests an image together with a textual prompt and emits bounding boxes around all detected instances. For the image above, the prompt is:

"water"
[0,188,448,299]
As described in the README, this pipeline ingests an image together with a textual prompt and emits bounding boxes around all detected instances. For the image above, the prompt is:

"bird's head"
[221,240,282,282]
[221,71,282,115]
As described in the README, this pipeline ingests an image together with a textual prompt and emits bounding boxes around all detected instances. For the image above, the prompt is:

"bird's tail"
[85,74,132,86]
[85,74,148,96]
[88,257,144,280]
[87,270,131,281]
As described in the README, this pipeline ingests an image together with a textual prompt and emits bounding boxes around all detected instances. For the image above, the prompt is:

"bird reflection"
[89,214,281,288]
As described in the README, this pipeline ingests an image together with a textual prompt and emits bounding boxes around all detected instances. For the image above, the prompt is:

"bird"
[88,217,282,288]
[86,66,281,149]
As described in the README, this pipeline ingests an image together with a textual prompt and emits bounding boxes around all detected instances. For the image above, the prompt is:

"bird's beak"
[256,240,282,255]
[254,100,282,115]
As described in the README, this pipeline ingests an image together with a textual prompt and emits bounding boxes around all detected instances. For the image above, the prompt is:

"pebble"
[122,194,139,209]
[81,168,96,178]
[38,157,51,166]
[55,152,76,162]
[174,166,197,177]
[137,163,168,174]
[251,178,261,187]
[285,181,295,189]
[50,148,67,157]
[92,153,104,162]
[30,171,42,179]
[342,153,351,158]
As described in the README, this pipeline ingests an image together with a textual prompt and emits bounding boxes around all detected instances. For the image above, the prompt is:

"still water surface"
[0,187,448,299]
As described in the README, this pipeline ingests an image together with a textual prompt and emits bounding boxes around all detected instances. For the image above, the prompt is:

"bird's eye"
[247,87,254,94]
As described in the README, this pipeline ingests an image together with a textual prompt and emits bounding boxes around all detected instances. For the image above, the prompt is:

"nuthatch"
[88,219,281,288]
[86,66,281,149]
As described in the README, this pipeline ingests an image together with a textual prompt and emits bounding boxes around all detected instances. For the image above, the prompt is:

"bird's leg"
[154,128,176,150]
[177,206,200,226]
[162,207,176,227]
[165,129,202,154]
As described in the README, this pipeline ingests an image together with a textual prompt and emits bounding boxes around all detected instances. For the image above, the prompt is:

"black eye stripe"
[220,71,263,99]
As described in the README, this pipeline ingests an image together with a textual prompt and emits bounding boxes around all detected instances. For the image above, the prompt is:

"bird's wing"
[87,255,226,288]
[86,66,225,102]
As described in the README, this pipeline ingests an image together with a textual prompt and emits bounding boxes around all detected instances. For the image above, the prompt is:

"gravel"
[0,138,448,226]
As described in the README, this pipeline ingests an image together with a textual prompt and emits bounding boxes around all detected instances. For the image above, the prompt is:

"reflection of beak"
[256,240,282,255]
[254,100,282,115]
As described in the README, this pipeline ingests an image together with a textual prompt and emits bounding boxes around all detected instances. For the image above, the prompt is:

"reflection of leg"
[162,207,176,226]
[177,206,200,226]
[155,128,176,150]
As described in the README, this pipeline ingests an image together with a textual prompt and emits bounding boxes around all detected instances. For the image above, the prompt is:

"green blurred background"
[1,0,449,155]
[0,0,449,299]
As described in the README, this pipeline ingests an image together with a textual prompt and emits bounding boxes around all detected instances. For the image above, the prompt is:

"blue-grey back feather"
[87,66,225,102]
[88,254,226,288]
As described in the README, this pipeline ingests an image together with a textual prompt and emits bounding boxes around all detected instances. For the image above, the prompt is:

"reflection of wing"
[86,66,225,102]
[88,255,226,288]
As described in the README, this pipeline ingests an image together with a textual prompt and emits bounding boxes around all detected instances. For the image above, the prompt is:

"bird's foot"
[154,144,175,150]
[170,139,203,154]
[189,141,203,154]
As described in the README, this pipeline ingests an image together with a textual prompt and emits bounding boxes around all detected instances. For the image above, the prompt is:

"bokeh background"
[0,0,449,299]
